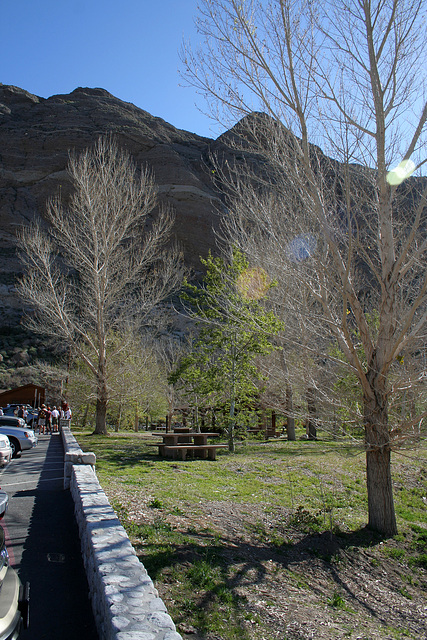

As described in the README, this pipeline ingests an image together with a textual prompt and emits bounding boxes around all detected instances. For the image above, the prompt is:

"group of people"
[37,403,72,435]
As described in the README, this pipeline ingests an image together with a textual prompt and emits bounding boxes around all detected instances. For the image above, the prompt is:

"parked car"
[0,417,38,458]
[1,405,38,428]
[0,490,8,519]
[0,436,12,468]
[0,490,30,638]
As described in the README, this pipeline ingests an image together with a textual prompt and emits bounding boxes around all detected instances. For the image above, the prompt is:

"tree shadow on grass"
[132,522,412,639]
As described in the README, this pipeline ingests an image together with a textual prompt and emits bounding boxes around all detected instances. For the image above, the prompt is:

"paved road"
[0,432,98,639]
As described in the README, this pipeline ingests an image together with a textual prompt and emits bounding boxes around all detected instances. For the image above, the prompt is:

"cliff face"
[3,85,424,327]
[0,84,223,323]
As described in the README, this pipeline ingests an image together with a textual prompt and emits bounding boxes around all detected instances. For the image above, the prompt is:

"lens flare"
[386,159,415,186]
[237,267,270,300]
[287,234,317,262]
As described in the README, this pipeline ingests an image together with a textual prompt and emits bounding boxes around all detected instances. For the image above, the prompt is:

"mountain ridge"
[0,84,224,323]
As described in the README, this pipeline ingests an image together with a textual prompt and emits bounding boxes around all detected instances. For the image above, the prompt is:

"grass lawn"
[74,429,427,640]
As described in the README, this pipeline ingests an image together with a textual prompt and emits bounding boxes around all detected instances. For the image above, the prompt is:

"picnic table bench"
[151,431,227,461]
[163,444,228,460]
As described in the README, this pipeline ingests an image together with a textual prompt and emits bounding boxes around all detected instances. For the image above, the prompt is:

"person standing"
[51,406,60,432]
[45,406,52,434]
[37,405,47,434]
[61,403,72,421]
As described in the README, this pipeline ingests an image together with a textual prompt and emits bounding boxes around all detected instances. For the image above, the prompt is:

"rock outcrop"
[0,84,223,323]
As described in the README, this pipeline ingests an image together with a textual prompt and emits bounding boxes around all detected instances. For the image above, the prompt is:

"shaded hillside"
[0,84,223,323]
[1,84,425,330]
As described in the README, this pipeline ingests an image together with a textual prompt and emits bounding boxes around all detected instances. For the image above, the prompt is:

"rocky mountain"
[0,84,226,324]
[2,84,424,330]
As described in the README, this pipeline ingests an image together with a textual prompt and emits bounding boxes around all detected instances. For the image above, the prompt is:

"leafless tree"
[181,0,427,535]
[17,136,183,435]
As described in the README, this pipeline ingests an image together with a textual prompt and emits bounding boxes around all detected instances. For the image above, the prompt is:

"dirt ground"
[106,484,427,640]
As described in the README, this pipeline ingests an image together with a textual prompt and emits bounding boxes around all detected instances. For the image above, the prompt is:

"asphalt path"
[0,432,98,639]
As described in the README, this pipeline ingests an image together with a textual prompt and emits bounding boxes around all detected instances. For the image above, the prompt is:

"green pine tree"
[170,249,284,451]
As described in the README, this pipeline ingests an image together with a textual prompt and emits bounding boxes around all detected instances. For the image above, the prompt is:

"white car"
[0,417,38,458]
[0,435,12,467]
[0,490,30,636]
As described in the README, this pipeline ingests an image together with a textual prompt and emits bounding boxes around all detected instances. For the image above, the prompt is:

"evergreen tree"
[171,249,283,451]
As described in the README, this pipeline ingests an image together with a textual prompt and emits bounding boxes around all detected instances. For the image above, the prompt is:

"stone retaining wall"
[61,425,182,640]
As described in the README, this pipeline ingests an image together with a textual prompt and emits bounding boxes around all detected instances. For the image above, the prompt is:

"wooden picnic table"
[151,431,227,460]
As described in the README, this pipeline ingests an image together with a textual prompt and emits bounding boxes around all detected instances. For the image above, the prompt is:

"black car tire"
[8,438,21,459]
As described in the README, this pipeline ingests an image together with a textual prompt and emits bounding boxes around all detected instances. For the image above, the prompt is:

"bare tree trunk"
[81,403,90,429]
[193,404,201,433]
[95,396,108,435]
[364,390,397,536]
[271,411,277,437]
[285,382,296,441]
[306,386,317,440]
[228,398,236,452]
[94,360,108,435]
[167,390,174,433]
[116,400,122,433]
[281,350,296,440]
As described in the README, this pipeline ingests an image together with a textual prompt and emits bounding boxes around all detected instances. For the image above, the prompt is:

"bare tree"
[17,136,183,435]
[181,0,427,535]
[85,329,166,432]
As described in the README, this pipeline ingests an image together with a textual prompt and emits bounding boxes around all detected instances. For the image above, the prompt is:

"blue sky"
[2,0,223,139]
